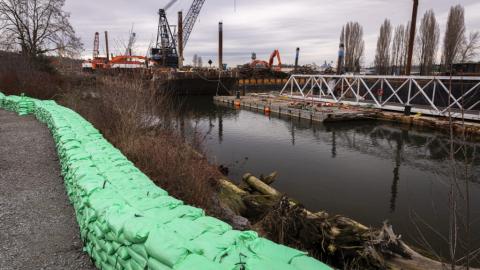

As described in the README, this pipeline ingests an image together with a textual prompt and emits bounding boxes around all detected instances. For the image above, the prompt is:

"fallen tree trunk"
[217,172,479,270]
[243,173,281,197]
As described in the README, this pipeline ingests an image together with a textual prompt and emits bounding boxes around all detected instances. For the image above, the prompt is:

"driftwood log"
[218,172,478,270]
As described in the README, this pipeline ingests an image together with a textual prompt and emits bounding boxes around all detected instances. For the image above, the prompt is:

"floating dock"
[214,93,480,139]
[214,94,379,123]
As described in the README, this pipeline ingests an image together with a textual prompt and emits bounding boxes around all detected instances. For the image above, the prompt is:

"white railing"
[280,75,480,120]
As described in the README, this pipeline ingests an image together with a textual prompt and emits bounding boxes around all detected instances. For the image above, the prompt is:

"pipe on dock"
[218,21,223,70]
[104,31,110,62]
[294,47,300,72]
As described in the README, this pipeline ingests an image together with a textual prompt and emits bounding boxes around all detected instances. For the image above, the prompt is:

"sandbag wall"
[0,93,332,270]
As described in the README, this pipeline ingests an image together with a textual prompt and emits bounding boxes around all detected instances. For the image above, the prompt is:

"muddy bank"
[217,172,477,270]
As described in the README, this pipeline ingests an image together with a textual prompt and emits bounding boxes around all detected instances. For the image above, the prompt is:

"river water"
[181,97,480,262]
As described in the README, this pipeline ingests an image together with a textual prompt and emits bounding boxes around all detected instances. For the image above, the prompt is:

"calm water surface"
[181,97,480,261]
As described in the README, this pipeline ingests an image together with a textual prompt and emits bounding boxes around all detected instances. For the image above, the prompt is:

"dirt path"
[0,109,95,270]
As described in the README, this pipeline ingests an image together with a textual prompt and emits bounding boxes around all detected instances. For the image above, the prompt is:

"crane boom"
[182,0,206,49]
[125,25,136,56]
[164,0,178,11]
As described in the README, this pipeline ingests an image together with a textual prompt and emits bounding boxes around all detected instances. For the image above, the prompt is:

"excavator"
[249,49,282,71]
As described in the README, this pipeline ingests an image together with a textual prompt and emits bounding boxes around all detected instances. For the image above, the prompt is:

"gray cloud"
[65,0,480,66]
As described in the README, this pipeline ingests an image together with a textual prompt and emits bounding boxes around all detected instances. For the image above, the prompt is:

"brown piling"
[104,31,110,62]
[405,0,418,75]
[178,11,184,68]
[218,21,223,70]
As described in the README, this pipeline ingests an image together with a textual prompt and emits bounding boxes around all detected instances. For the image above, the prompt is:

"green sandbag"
[106,255,118,268]
[101,261,115,270]
[248,238,306,264]
[98,239,115,255]
[123,216,158,244]
[290,255,332,270]
[147,257,172,270]
[128,196,181,211]
[188,232,238,261]
[143,205,204,224]
[131,244,148,258]
[105,205,139,235]
[117,246,131,260]
[88,189,125,215]
[128,258,146,270]
[163,218,209,241]
[173,254,229,270]
[126,246,148,268]
[243,257,299,270]
[144,228,190,267]
[195,216,232,234]
[76,175,106,197]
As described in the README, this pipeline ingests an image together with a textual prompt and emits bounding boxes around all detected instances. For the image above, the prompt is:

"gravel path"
[0,109,95,270]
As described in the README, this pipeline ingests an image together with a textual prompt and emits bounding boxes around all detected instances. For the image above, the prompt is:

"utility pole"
[178,11,184,68]
[218,21,223,70]
[405,0,418,75]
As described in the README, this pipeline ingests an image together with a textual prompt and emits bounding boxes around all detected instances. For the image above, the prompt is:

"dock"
[214,94,379,123]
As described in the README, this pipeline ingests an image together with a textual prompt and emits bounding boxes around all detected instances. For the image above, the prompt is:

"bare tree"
[192,54,198,67]
[460,31,480,63]
[391,24,407,75]
[417,10,440,75]
[442,5,466,70]
[340,22,364,73]
[374,19,392,75]
[0,0,82,57]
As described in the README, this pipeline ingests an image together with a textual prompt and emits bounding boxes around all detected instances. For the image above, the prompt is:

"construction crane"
[181,0,206,50]
[125,26,136,56]
[150,0,207,68]
[152,8,178,67]
[150,1,180,67]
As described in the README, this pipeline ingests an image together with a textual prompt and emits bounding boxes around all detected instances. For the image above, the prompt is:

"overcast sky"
[65,0,480,67]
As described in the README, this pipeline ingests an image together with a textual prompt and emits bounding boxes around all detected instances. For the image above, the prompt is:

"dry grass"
[60,75,224,216]
[0,52,225,217]
[0,51,62,99]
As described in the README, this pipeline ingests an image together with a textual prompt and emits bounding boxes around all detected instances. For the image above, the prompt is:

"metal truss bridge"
[280,75,480,121]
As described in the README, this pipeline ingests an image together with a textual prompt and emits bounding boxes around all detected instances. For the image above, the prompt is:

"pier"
[214,94,379,123]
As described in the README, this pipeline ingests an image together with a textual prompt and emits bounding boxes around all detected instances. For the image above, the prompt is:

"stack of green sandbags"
[0,93,332,270]
[0,92,5,107]
[2,95,21,111]
[15,94,35,115]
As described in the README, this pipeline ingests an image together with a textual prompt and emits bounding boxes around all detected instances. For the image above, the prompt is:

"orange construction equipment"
[82,31,147,71]
[268,49,282,71]
[249,49,282,71]
[109,55,147,69]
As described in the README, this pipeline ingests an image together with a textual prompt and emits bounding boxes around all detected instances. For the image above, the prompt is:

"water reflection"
[177,97,480,261]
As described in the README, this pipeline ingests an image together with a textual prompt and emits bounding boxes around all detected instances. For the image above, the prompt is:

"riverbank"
[1,55,477,268]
